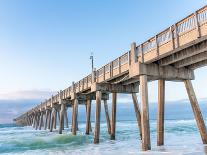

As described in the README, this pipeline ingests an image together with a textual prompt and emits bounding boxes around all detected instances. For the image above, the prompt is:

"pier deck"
[15,5,207,151]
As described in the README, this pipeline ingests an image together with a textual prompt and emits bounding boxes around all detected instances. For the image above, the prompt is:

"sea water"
[1,102,207,155]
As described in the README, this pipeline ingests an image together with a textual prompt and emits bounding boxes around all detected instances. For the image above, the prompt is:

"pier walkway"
[15,5,207,151]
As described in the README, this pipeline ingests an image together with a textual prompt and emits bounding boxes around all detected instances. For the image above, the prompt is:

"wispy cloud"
[0,90,55,100]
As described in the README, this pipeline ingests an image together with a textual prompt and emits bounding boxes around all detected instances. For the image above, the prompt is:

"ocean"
[1,101,207,155]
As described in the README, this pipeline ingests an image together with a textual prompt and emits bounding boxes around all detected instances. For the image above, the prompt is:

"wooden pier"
[14,5,207,151]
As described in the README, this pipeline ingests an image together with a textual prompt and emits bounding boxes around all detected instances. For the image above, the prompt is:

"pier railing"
[22,5,207,114]
[140,5,207,62]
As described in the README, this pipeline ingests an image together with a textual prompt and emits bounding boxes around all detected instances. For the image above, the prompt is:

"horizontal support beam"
[158,39,207,66]
[139,63,194,80]
[188,59,207,70]
[71,93,109,101]
[174,51,207,68]
[91,83,139,93]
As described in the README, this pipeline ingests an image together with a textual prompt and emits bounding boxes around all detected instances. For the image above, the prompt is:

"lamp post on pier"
[90,52,94,72]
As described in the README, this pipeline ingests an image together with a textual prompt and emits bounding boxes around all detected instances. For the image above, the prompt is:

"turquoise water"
[1,102,207,155]
[1,120,207,155]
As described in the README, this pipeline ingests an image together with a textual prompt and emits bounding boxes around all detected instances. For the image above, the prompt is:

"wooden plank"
[111,93,117,140]
[132,93,142,139]
[157,79,165,146]
[104,100,111,135]
[184,80,207,144]
[140,75,151,151]
[94,91,102,144]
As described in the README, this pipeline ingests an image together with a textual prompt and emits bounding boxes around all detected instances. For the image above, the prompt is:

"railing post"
[110,62,113,78]
[78,81,80,92]
[170,26,175,50]
[118,57,121,74]
[72,81,75,93]
[87,76,89,88]
[155,35,159,57]
[141,44,144,63]
[174,24,179,48]
[194,11,201,38]
[103,66,106,81]
[128,51,131,65]
[130,42,137,64]
[92,68,96,83]
[81,78,85,91]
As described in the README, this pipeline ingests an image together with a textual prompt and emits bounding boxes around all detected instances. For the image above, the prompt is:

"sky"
[0,0,207,123]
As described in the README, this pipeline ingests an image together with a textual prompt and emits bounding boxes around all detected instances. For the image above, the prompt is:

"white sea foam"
[0,120,207,155]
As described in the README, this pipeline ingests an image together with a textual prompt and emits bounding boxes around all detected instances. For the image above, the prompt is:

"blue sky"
[0,0,206,103]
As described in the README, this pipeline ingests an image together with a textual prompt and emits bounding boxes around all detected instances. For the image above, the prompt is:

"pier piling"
[65,108,69,128]
[157,79,165,146]
[140,75,151,151]
[44,110,48,130]
[184,80,207,144]
[14,5,207,152]
[38,112,43,130]
[48,110,51,130]
[104,100,111,135]
[94,91,102,144]
[132,93,142,139]
[110,93,117,140]
[85,99,91,135]
[72,99,78,135]
[53,108,57,129]
[59,103,65,134]
[50,108,55,132]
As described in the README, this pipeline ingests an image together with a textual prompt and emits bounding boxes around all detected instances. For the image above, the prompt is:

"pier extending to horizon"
[15,5,207,151]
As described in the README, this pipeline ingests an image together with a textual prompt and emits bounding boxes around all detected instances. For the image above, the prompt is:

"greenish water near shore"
[1,102,207,155]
